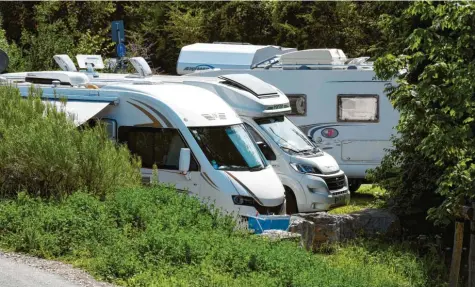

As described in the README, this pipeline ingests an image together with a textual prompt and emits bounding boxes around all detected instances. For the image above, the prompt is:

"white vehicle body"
[81,70,350,213]
[31,54,350,212]
[176,43,399,190]
[3,71,286,218]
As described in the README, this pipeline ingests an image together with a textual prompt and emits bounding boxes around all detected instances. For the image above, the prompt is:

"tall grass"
[0,187,445,287]
[0,85,141,198]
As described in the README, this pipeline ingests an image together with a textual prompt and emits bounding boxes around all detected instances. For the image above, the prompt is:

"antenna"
[53,55,77,72]
[76,55,104,79]
[76,55,105,70]
[0,49,10,73]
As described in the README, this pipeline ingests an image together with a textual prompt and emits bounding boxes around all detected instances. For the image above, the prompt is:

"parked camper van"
[48,54,350,213]
[3,70,287,218]
[176,43,399,192]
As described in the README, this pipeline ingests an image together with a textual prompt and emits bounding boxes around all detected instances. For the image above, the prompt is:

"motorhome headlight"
[290,163,322,175]
[232,195,256,206]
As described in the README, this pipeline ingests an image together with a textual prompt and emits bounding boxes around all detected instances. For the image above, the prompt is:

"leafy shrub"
[0,85,141,198]
[0,186,444,287]
[371,2,475,225]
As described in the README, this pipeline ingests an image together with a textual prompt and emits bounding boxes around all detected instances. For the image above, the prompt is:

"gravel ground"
[0,250,117,287]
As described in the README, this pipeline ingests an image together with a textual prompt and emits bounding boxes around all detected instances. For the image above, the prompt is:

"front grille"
[331,190,347,196]
[254,203,283,215]
[324,175,346,191]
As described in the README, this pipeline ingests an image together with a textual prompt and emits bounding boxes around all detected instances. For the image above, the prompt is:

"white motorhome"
[3,70,287,218]
[48,55,350,213]
[176,43,399,192]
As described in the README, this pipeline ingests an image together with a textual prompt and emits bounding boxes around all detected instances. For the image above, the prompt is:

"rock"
[259,230,301,242]
[289,216,315,251]
[289,209,400,252]
[349,208,401,238]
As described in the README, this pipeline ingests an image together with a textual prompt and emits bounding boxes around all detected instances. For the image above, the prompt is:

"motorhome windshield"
[256,116,321,155]
[190,124,267,171]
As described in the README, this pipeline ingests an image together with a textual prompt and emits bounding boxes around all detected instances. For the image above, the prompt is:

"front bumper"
[297,173,350,212]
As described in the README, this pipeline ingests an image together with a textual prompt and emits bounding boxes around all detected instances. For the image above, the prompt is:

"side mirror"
[256,141,276,161]
[179,148,191,174]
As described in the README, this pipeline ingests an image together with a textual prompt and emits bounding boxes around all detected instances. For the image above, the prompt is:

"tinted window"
[189,124,267,171]
[118,127,198,171]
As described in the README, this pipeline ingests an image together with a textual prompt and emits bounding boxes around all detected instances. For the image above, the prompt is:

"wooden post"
[449,221,465,287]
[469,202,475,287]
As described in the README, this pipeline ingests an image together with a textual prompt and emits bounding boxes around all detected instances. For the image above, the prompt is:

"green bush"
[0,85,141,198]
[0,186,444,287]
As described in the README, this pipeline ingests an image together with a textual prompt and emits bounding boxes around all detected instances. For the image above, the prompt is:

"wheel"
[285,187,298,215]
[349,180,362,194]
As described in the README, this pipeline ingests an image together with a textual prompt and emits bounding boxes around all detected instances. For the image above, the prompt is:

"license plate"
[334,196,346,205]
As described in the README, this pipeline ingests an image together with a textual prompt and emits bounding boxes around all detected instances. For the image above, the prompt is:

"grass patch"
[329,184,386,215]
[0,186,444,286]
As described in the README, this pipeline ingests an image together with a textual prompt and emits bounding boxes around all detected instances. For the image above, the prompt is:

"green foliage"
[371,1,475,225]
[0,2,409,74]
[0,15,24,72]
[0,85,141,198]
[0,186,442,287]
[329,185,386,215]
[16,1,115,71]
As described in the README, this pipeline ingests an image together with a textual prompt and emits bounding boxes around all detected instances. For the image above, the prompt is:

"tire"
[349,180,362,194]
[284,187,298,215]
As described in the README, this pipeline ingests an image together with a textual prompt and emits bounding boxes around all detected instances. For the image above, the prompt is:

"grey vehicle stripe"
[201,173,219,191]
[132,99,173,128]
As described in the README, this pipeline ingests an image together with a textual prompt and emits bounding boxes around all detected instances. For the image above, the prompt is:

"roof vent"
[218,74,279,99]
[280,49,347,66]
[24,71,89,86]
[128,57,153,78]
[53,55,77,72]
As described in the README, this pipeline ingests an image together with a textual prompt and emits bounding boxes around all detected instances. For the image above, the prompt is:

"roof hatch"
[24,71,89,86]
[218,74,279,98]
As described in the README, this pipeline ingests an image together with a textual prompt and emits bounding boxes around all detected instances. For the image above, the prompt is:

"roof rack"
[212,42,252,45]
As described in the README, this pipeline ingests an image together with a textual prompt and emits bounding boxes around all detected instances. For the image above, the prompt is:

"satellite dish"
[0,50,9,73]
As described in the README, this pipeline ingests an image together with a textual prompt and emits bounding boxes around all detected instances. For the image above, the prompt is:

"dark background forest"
[0,1,408,74]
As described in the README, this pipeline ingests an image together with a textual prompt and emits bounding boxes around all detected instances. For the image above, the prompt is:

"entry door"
[118,126,201,196]
[318,82,395,164]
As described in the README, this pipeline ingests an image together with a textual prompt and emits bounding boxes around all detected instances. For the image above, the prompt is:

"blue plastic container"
[247,215,291,234]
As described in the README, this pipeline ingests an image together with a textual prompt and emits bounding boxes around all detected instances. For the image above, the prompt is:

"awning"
[42,100,111,126]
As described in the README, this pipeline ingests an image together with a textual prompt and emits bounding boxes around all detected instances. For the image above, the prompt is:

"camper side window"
[337,95,379,122]
[286,94,307,116]
[118,127,198,171]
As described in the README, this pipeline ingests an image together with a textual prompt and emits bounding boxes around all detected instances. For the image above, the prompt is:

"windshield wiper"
[218,165,249,171]
[280,146,302,154]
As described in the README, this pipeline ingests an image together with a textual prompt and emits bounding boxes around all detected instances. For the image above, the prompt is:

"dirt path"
[0,251,116,287]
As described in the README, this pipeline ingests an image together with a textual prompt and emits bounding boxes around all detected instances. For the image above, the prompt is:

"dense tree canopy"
[0,1,406,73]
[371,1,475,225]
